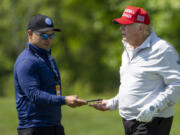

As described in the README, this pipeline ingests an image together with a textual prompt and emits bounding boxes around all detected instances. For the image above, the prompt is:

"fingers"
[75,99,88,106]
[89,103,99,108]
[97,100,103,104]
[65,95,88,108]
[65,96,109,111]
[89,100,109,111]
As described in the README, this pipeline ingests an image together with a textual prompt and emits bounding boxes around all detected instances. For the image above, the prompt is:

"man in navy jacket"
[14,14,87,135]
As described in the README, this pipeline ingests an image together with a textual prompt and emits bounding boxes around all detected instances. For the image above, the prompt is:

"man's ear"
[138,24,144,32]
[27,30,33,38]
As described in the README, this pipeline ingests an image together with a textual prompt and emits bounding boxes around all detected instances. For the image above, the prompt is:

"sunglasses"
[34,31,55,40]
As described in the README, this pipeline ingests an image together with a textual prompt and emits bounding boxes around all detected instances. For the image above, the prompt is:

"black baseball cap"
[27,14,61,32]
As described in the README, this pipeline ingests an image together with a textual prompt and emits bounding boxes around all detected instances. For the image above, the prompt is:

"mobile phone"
[87,99,103,102]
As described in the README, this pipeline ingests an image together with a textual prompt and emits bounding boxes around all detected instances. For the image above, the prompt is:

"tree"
[0,0,180,96]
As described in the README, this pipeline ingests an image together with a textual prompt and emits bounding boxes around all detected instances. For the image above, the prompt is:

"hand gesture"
[65,95,88,108]
[89,100,110,111]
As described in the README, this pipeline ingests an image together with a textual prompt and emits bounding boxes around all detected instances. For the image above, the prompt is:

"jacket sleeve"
[16,59,66,106]
[151,46,180,112]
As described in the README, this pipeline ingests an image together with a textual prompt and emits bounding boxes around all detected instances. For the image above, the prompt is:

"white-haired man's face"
[120,23,148,49]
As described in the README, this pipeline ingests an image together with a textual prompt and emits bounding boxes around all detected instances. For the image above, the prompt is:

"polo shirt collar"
[122,29,156,51]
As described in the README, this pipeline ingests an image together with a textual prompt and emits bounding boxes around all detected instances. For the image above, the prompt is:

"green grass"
[62,105,123,135]
[0,97,180,135]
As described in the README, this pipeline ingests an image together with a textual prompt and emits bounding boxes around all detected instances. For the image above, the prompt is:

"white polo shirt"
[108,31,180,120]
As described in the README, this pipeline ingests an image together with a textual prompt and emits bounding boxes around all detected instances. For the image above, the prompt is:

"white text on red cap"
[122,13,132,18]
[122,9,135,19]
[124,9,135,14]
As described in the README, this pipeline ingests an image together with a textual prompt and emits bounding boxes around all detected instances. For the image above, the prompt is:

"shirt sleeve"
[16,59,66,106]
[107,91,120,111]
[152,46,180,111]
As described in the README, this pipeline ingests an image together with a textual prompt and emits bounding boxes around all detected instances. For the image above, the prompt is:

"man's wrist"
[106,100,115,111]
[61,96,66,105]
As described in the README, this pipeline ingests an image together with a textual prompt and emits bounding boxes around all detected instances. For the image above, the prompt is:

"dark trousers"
[17,125,65,135]
[122,117,173,135]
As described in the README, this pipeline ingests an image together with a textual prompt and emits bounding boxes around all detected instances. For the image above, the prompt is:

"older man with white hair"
[90,6,180,135]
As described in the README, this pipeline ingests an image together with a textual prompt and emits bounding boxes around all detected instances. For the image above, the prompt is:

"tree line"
[0,0,179,96]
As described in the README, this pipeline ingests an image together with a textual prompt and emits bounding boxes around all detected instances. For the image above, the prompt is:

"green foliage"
[0,0,180,96]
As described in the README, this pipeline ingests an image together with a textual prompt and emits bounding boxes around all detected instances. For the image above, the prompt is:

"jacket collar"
[27,42,51,56]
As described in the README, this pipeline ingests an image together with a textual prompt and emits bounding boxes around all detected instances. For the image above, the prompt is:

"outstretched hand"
[89,100,110,111]
[65,95,88,108]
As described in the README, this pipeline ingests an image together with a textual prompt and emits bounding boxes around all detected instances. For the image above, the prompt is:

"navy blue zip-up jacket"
[14,43,66,129]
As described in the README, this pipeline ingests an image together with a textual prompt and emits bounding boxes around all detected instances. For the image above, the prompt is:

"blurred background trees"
[0,0,180,97]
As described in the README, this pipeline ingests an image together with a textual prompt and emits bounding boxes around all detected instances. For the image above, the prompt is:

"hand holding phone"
[87,99,103,103]
[89,99,110,111]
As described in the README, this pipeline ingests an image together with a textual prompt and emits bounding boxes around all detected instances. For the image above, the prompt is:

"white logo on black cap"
[45,18,52,26]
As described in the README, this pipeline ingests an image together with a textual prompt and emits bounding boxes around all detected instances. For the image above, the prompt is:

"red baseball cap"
[113,6,150,25]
